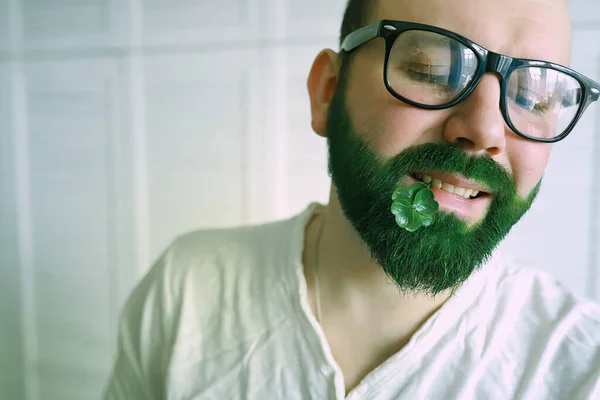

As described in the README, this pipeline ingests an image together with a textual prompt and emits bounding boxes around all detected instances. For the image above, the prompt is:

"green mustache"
[381,143,518,203]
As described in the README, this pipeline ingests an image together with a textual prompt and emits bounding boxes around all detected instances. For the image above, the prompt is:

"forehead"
[372,0,572,65]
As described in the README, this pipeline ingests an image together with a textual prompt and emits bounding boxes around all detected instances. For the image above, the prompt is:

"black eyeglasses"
[341,20,600,143]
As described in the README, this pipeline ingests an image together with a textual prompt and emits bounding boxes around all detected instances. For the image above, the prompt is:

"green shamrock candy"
[390,198,423,232]
[390,183,439,232]
[420,213,434,227]
[392,182,428,202]
[413,187,439,216]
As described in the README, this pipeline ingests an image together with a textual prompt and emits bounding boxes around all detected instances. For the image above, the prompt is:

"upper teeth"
[416,173,480,199]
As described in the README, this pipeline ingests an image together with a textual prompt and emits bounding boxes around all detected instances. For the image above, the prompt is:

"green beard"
[326,80,541,296]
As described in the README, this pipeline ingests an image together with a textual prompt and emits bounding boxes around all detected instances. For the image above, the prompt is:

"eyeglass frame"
[340,19,600,143]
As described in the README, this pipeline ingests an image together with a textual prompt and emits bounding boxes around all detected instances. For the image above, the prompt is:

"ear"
[307,49,340,138]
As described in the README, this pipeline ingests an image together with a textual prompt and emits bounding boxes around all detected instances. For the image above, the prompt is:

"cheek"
[508,140,552,198]
[345,77,447,158]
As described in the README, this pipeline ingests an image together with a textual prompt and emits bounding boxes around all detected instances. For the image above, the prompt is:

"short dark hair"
[338,0,377,78]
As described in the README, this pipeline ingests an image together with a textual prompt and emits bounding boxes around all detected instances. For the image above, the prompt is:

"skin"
[303,0,571,394]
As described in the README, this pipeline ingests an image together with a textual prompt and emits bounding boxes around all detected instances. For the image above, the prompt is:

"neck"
[305,186,452,333]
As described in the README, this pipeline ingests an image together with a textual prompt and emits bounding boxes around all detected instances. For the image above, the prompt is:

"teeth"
[421,174,482,199]
[454,187,466,197]
[441,182,455,193]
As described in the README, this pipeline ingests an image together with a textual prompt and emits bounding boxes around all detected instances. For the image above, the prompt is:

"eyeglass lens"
[387,30,584,139]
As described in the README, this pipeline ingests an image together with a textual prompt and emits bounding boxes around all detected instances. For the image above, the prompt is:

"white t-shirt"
[103,204,600,400]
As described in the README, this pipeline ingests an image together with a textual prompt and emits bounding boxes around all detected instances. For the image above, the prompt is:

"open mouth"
[409,172,489,200]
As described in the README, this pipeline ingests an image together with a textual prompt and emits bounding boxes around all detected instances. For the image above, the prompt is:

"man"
[104,0,600,398]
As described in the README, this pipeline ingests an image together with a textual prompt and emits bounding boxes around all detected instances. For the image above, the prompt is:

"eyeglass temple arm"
[341,21,382,52]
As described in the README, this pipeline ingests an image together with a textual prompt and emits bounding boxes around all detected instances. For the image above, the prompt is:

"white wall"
[0,1,599,399]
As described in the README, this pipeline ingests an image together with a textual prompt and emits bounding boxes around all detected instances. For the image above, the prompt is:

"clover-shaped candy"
[390,182,440,232]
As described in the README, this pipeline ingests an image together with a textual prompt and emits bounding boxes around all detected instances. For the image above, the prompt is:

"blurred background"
[0,0,599,399]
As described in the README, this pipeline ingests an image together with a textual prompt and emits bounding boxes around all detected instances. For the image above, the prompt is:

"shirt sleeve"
[102,247,181,400]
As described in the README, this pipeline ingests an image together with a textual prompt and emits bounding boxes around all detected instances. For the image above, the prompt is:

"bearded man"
[104,0,600,398]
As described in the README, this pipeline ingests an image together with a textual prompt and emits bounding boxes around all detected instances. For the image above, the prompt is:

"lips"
[405,173,492,221]
[410,171,491,200]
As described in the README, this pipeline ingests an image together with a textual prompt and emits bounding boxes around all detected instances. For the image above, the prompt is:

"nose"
[443,74,507,157]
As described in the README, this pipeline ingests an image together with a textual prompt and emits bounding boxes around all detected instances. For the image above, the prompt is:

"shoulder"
[171,216,295,265]
[107,209,311,379]
[120,205,316,330]
[103,208,313,399]
[163,213,304,288]
[490,254,600,325]
[135,213,303,312]
[477,254,600,396]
